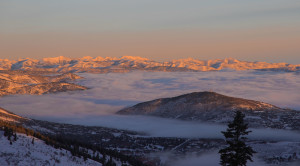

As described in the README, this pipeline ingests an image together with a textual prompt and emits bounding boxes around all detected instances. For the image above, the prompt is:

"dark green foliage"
[3,126,17,144]
[219,111,256,166]
[14,133,17,141]
[105,156,116,166]
[102,154,107,164]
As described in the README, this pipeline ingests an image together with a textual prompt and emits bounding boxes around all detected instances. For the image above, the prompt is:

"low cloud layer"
[0,71,299,140]
[63,115,300,141]
[168,151,266,166]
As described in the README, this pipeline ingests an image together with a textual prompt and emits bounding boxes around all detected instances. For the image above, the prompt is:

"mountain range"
[118,91,300,130]
[0,56,299,73]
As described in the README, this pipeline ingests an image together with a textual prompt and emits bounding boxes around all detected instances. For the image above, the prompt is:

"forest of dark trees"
[0,121,149,166]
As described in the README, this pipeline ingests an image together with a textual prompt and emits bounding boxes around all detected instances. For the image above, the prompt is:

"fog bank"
[0,71,299,140]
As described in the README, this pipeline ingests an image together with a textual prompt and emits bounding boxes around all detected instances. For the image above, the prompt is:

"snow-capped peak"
[43,56,72,64]
[0,56,298,73]
[120,55,150,61]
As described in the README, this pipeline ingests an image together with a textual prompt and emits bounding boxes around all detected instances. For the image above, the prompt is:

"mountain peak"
[93,56,105,61]
[79,56,94,61]
[43,56,72,64]
[223,57,240,63]
[120,56,150,61]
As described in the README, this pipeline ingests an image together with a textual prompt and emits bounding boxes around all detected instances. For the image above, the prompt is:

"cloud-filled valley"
[0,71,300,140]
[1,70,300,166]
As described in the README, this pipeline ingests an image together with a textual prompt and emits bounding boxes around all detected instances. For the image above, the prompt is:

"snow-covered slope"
[0,132,102,166]
[1,82,87,96]
[0,108,144,166]
[1,56,299,73]
[0,71,87,96]
[118,92,300,130]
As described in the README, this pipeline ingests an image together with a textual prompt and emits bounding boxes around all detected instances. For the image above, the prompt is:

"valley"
[0,68,300,166]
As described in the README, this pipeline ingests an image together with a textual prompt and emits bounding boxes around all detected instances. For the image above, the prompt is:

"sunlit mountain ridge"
[0,71,86,96]
[0,56,299,73]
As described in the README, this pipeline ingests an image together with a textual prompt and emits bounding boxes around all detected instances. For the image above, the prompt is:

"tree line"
[0,121,148,166]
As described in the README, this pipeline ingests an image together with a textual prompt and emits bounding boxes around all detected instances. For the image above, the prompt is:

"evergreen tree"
[102,154,107,164]
[106,156,116,166]
[4,127,8,137]
[95,153,100,161]
[14,133,17,141]
[219,111,256,166]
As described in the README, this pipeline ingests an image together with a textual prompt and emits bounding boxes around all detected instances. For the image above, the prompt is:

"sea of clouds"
[0,70,300,140]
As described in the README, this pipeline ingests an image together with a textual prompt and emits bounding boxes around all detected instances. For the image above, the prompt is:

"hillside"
[0,71,87,96]
[118,92,300,130]
[0,107,148,166]
[0,56,299,73]
[0,107,28,123]
[0,132,102,166]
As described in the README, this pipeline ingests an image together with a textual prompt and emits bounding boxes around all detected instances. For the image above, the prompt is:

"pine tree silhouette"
[219,111,256,166]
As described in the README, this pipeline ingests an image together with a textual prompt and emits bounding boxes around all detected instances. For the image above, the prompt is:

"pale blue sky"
[1,0,300,63]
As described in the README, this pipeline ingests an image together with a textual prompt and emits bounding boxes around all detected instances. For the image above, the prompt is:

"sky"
[0,0,300,64]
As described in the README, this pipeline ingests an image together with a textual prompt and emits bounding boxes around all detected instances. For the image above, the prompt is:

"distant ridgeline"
[0,56,299,73]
